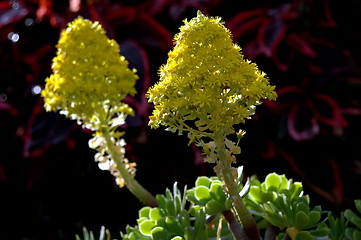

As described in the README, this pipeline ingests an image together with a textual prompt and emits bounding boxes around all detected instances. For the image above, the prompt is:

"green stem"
[214,135,261,240]
[102,129,158,207]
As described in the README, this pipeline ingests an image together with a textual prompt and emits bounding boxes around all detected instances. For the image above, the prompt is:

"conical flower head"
[42,16,137,130]
[148,11,276,137]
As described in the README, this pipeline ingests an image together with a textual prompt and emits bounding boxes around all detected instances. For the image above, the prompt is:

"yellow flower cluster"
[147,11,276,140]
[41,16,138,130]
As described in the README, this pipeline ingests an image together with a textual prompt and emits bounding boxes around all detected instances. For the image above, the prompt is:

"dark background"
[0,0,361,239]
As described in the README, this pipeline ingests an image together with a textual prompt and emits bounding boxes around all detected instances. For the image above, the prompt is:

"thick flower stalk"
[42,16,157,207]
[148,11,277,239]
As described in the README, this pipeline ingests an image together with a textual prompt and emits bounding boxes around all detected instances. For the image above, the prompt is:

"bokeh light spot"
[11,2,20,10]
[24,18,34,26]
[0,94,7,102]
[31,85,42,95]
[7,32,19,42]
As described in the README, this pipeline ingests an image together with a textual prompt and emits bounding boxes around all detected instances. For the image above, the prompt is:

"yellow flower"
[147,11,276,139]
[42,16,138,130]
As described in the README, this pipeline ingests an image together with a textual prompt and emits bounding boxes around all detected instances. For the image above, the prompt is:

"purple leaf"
[288,102,320,141]
[23,100,74,158]
[313,94,348,128]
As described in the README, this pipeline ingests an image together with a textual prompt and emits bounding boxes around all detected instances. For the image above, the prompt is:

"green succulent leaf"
[149,208,165,221]
[345,209,361,229]
[260,191,277,203]
[151,227,169,239]
[205,199,225,215]
[183,226,192,240]
[190,205,202,216]
[309,228,329,238]
[139,207,152,219]
[272,196,287,212]
[127,231,151,240]
[155,217,167,229]
[186,189,198,203]
[78,227,95,240]
[265,173,281,191]
[194,185,211,204]
[353,230,361,240]
[166,200,177,217]
[139,220,156,236]
[275,233,286,240]
[327,212,347,240]
[193,208,207,240]
[346,228,356,240]
[137,217,149,224]
[355,200,361,214]
[239,177,251,197]
[290,182,304,198]
[165,216,183,236]
[237,166,244,183]
[156,194,168,210]
[165,188,173,201]
[171,237,183,240]
[307,210,321,228]
[209,182,226,202]
[196,176,212,188]
[295,231,314,240]
[295,202,309,214]
[174,195,182,215]
[279,175,289,190]
[295,211,310,230]
[249,186,262,202]
[264,211,288,228]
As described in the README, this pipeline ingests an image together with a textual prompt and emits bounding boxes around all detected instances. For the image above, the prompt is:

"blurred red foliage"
[0,0,360,239]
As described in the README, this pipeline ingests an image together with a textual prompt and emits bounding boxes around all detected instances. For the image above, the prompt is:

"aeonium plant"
[147,10,276,240]
[41,16,157,207]
[42,11,360,240]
